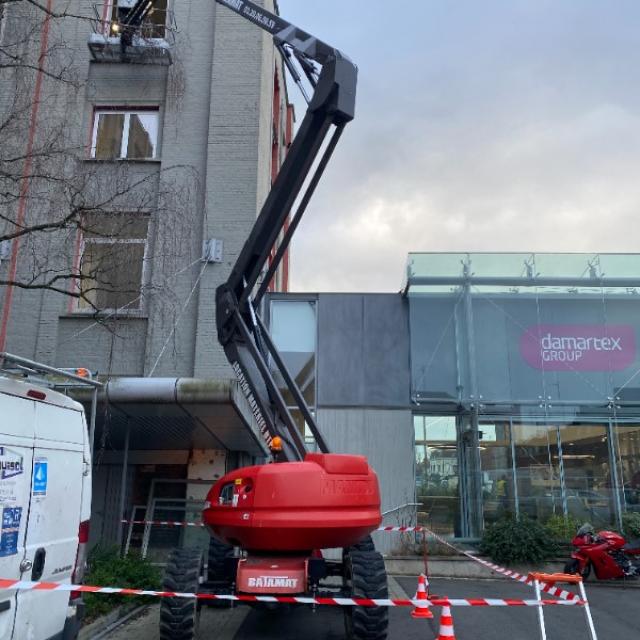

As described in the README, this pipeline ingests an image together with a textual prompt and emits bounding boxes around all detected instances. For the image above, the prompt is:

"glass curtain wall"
[615,423,640,513]
[476,419,616,529]
[409,253,640,536]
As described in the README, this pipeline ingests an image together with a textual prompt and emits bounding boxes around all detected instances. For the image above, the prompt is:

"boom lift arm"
[121,0,357,462]
[212,0,357,463]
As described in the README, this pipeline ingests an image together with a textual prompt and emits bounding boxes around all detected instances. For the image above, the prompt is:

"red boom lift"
[120,2,389,638]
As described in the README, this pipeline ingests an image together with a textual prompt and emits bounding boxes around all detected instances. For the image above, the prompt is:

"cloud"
[281,1,640,292]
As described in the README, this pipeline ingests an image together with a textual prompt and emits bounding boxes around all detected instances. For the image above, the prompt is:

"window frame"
[90,106,160,161]
[72,214,150,315]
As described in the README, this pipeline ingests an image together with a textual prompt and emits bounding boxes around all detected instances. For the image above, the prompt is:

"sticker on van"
[0,507,22,557]
[0,447,24,479]
[33,458,48,497]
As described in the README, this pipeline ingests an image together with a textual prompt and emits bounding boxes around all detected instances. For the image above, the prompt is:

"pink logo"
[520,325,636,371]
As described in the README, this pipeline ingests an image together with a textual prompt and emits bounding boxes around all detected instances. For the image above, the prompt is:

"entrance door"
[511,423,562,522]
[559,423,613,528]
[414,416,460,536]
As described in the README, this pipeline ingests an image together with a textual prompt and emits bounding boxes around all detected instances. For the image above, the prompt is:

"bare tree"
[0,0,198,318]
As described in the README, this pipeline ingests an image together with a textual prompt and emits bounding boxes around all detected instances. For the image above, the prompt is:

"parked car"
[0,376,92,640]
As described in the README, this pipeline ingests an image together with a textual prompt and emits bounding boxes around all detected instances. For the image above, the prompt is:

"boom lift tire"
[208,536,234,581]
[160,548,203,640]
[206,536,234,608]
[350,535,375,553]
[343,550,389,640]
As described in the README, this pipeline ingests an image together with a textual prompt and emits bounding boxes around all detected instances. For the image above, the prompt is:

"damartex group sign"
[520,325,636,371]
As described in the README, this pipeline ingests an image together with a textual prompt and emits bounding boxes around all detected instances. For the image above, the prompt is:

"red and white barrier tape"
[0,578,584,608]
[122,520,204,527]
[421,526,580,602]
[121,520,429,532]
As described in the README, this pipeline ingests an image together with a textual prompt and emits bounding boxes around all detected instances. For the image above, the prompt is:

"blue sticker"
[33,459,47,496]
[0,507,22,557]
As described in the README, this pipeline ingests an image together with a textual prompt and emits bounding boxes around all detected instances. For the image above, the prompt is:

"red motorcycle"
[564,523,640,580]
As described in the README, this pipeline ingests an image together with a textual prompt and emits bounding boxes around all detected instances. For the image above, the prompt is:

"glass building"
[269,253,640,540]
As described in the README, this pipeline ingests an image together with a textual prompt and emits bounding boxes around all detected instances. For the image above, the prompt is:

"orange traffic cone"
[411,574,434,619]
[437,605,456,639]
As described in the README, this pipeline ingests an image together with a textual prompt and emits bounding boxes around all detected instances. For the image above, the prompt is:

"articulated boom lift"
[121,2,389,638]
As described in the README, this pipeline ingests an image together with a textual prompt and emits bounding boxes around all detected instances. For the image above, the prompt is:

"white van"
[0,376,92,640]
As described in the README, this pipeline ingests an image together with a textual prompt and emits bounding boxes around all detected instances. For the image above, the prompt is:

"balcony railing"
[88,5,177,65]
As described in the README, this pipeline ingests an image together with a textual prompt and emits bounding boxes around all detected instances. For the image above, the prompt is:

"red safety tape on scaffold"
[0,578,584,608]
[421,526,581,603]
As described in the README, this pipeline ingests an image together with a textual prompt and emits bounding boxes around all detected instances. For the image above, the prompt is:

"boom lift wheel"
[160,547,203,640]
[206,536,235,608]
[208,536,234,581]
[343,549,389,640]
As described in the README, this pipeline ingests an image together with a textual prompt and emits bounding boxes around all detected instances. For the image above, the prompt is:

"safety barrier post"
[529,572,598,640]
[577,579,598,640]
[531,576,547,640]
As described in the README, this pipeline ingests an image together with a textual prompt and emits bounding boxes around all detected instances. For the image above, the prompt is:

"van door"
[12,401,84,640]
[0,391,35,640]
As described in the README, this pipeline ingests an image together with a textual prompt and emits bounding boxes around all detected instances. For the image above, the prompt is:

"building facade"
[0,0,292,549]
[269,253,640,542]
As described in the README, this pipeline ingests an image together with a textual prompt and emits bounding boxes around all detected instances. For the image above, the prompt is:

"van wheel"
[160,548,203,640]
[343,550,389,640]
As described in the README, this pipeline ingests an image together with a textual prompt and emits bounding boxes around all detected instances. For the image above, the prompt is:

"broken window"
[91,109,159,160]
[77,213,149,311]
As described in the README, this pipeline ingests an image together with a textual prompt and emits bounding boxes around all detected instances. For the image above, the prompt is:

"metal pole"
[509,417,520,518]
[607,418,624,532]
[117,421,130,552]
[579,579,599,640]
[533,578,547,640]
[89,387,98,456]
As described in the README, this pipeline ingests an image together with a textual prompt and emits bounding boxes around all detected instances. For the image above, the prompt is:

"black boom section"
[214,1,357,462]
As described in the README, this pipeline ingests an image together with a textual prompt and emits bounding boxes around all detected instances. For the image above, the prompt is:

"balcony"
[88,4,176,65]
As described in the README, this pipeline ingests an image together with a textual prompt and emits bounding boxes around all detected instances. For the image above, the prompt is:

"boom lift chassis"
[121,2,389,639]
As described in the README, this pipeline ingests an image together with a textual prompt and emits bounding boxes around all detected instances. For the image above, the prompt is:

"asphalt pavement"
[105,576,640,640]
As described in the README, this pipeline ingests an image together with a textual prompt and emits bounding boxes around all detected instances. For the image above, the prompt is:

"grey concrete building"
[0,0,293,549]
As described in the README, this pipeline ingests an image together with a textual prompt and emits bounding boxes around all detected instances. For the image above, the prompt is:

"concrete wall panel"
[317,407,414,555]
[317,294,410,407]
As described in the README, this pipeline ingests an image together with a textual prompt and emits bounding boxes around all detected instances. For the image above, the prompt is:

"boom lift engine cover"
[203,453,381,551]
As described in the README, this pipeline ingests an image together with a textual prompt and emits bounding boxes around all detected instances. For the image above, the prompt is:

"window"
[270,299,317,447]
[77,213,149,311]
[414,415,460,536]
[111,0,168,39]
[91,109,159,160]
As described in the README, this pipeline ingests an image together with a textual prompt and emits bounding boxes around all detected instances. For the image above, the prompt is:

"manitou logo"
[520,324,636,371]
[221,0,244,11]
[248,576,298,589]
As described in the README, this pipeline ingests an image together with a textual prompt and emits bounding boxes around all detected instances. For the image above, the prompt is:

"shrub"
[544,514,580,543]
[83,546,162,621]
[622,512,640,539]
[479,515,558,565]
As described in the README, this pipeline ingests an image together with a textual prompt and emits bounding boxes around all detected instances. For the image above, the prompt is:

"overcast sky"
[278,0,640,292]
